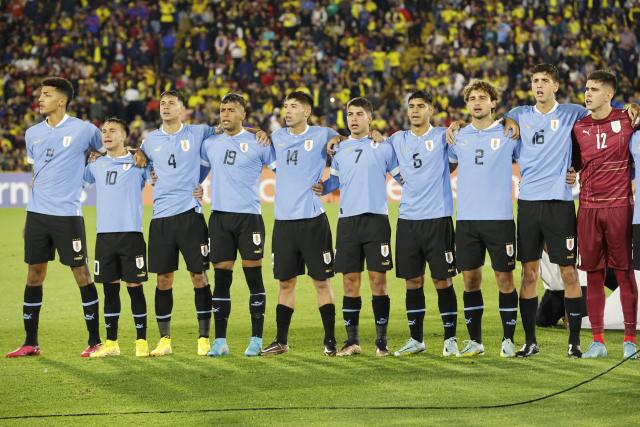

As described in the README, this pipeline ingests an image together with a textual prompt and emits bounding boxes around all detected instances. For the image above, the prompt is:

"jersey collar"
[160,123,184,135]
[226,128,247,137]
[469,120,501,131]
[534,101,559,115]
[44,114,70,128]
[409,125,433,137]
[287,124,309,136]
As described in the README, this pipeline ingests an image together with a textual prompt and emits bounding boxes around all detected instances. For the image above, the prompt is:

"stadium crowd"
[1,0,639,171]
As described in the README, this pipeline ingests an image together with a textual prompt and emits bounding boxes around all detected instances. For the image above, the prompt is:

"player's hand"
[131,148,148,168]
[327,136,342,156]
[445,120,465,145]
[192,184,204,201]
[311,180,324,196]
[503,117,520,139]
[566,167,577,187]
[256,130,272,146]
[87,150,104,164]
[150,168,158,187]
[370,130,385,144]
[625,103,640,128]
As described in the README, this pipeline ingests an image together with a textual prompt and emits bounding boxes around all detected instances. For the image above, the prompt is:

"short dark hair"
[408,90,433,105]
[221,93,247,110]
[587,69,617,93]
[102,117,130,136]
[160,89,185,104]
[346,97,373,115]
[285,90,313,107]
[41,77,74,108]
[530,63,560,83]
[463,79,499,103]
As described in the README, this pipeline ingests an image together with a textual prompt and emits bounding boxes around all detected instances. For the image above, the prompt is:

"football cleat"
[260,340,289,356]
[6,345,40,358]
[323,339,337,357]
[207,338,230,357]
[197,337,211,356]
[81,343,102,358]
[393,338,426,357]
[135,339,149,357]
[336,341,361,357]
[567,343,583,358]
[582,341,608,359]
[90,340,120,358]
[442,337,460,357]
[500,338,516,358]
[244,337,263,357]
[456,340,485,357]
[150,337,172,357]
[375,339,390,357]
[515,342,540,358]
[623,341,638,360]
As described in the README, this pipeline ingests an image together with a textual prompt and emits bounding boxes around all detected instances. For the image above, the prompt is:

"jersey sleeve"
[386,144,400,177]
[83,164,95,185]
[26,129,34,164]
[512,138,522,160]
[200,138,211,167]
[447,142,458,163]
[568,104,589,120]
[329,154,339,176]
[504,106,523,123]
[261,144,277,170]
[88,124,105,153]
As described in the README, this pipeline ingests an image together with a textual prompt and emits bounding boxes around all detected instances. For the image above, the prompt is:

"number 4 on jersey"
[168,154,177,168]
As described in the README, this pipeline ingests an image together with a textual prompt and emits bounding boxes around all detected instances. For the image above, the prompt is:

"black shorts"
[24,211,87,267]
[633,224,640,270]
[272,213,334,281]
[335,214,393,273]
[517,200,576,265]
[455,220,516,272]
[395,217,456,280]
[148,208,209,274]
[94,232,148,283]
[209,211,265,263]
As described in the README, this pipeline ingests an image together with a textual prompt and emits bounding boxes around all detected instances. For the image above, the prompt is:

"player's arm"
[625,103,640,127]
[313,156,340,195]
[447,143,459,172]
[199,140,212,183]
[83,164,96,188]
[386,145,403,185]
[261,144,277,171]
[570,129,583,173]
[245,127,271,146]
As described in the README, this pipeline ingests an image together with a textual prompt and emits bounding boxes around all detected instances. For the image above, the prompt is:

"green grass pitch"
[0,204,638,425]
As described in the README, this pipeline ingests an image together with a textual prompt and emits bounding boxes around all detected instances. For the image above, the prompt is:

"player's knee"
[463,270,482,291]
[190,271,208,288]
[495,272,515,293]
[157,273,174,290]
[369,274,387,295]
[559,265,578,286]
[279,278,296,294]
[406,276,423,289]
[520,266,538,287]
[71,265,91,286]
[432,278,450,290]
[27,264,47,285]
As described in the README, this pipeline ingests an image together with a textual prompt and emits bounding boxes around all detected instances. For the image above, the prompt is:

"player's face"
[38,86,66,115]
[283,99,311,128]
[466,90,495,120]
[101,122,127,151]
[219,102,245,131]
[531,72,559,103]
[584,80,613,112]
[407,99,433,127]
[347,106,372,135]
[159,95,183,122]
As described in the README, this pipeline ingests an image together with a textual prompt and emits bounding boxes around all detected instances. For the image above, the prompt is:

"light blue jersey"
[84,153,149,233]
[201,129,276,214]
[449,122,520,220]
[505,103,588,201]
[271,125,338,220]
[26,115,103,216]
[329,136,400,218]
[141,123,214,218]
[388,127,453,220]
[630,131,640,224]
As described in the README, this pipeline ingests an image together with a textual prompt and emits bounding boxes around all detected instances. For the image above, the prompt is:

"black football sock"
[406,287,425,342]
[372,295,390,346]
[155,288,173,338]
[23,285,43,346]
[103,283,121,341]
[342,296,361,344]
[519,296,538,344]
[195,285,212,338]
[499,290,518,341]
[275,304,294,344]
[80,283,101,346]
[565,297,583,346]
[212,269,232,339]
[244,267,265,338]
[463,290,484,343]
[127,285,147,340]
[437,285,458,340]
[319,303,336,344]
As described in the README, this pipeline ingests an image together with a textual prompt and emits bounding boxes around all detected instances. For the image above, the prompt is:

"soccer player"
[317,97,401,357]
[260,91,339,356]
[572,70,638,359]
[6,77,106,358]
[449,80,520,358]
[200,94,275,357]
[83,118,150,358]
[384,91,459,357]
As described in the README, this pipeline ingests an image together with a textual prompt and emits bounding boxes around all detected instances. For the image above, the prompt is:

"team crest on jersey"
[94,260,99,275]
[62,136,72,147]
[445,251,454,264]
[425,140,434,152]
[200,243,209,257]
[135,256,145,269]
[72,239,82,253]
[252,232,262,246]
[611,120,621,133]
[490,138,501,150]
[304,139,314,151]
[566,237,575,251]
[323,251,332,265]
[181,139,190,151]
[505,243,514,257]
[380,243,389,257]
[122,163,132,171]
[550,119,559,131]
[240,143,249,153]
